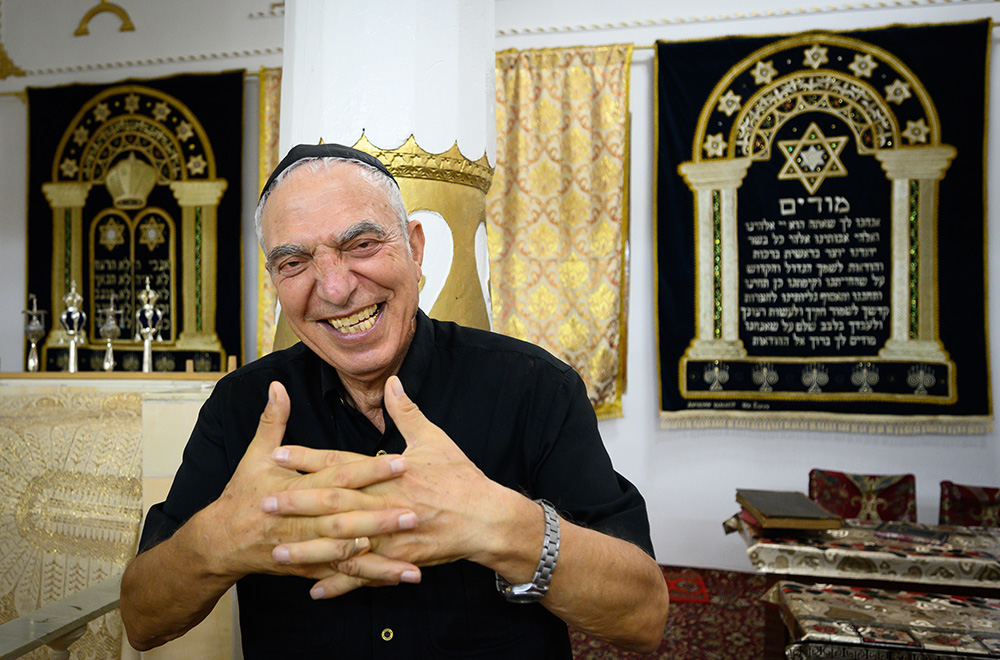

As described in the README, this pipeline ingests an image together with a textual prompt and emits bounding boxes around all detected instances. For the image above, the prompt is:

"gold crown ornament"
[105,152,157,209]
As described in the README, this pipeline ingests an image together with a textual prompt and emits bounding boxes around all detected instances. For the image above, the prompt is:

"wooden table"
[768,580,1000,658]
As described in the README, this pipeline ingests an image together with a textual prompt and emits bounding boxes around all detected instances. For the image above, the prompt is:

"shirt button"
[375,450,387,456]
[380,628,394,642]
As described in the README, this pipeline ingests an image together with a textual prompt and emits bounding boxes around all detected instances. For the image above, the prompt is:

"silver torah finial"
[58,281,87,373]
[98,293,124,372]
[135,277,163,373]
[22,293,47,372]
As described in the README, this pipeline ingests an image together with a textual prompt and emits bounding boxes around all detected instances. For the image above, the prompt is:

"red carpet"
[570,565,767,659]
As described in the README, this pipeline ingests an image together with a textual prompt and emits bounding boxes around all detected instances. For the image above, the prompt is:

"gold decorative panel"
[0,389,142,659]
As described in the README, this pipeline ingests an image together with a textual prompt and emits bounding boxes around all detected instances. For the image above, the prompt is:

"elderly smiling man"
[120,143,669,659]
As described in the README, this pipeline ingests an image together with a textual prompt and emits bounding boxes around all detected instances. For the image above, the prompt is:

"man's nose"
[312,250,357,305]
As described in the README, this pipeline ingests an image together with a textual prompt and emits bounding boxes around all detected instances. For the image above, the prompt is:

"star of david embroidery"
[803,44,829,70]
[885,79,912,105]
[93,102,111,123]
[153,101,171,122]
[903,119,931,145]
[848,53,877,79]
[176,121,194,141]
[138,217,166,251]
[702,133,726,158]
[98,217,126,251]
[124,94,140,113]
[751,60,778,85]
[777,122,847,194]
[72,126,89,147]
[187,155,207,176]
[60,158,79,178]
[717,90,742,117]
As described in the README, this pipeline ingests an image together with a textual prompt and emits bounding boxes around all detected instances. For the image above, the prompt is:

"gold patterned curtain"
[257,67,282,357]
[488,45,633,418]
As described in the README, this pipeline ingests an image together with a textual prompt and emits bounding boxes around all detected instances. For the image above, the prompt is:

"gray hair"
[254,157,409,253]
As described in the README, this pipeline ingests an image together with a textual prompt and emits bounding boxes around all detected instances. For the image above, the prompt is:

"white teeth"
[328,304,379,334]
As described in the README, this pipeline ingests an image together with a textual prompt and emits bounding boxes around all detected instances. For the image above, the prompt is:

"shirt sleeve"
[528,368,655,558]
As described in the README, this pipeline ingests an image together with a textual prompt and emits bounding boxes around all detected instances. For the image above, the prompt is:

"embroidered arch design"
[690,33,942,164]
[51,84,216,183]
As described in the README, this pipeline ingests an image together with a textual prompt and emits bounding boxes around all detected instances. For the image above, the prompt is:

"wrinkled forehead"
[260,163,394,241]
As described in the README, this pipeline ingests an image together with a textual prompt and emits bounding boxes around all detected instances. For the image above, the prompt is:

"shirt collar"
[395,310,433,402]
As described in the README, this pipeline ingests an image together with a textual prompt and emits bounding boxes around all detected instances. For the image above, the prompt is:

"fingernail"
[261,496,278,512]
[401,570,421,584]
[272,447,290,463]
[398,512,418,530]
[268,382,277,403]
[310,586,325,599]
[391,377,404,397]
[273,546,290,563]
[390,457,406,474]
[356,536,371,551]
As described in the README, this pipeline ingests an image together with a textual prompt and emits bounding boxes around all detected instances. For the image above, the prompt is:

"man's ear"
[407,218,425,268]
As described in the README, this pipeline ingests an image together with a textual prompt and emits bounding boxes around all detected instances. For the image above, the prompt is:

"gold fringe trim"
[659,410,993,435]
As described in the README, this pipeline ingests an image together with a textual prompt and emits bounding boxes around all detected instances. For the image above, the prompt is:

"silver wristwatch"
[496,499,561,603]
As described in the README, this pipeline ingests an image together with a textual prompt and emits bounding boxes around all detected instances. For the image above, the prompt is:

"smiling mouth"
[327,303,381,334]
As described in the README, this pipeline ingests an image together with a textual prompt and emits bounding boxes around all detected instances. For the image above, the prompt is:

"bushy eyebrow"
[265,221,390,269]
[266,243,308,268]
[337,220,387,244]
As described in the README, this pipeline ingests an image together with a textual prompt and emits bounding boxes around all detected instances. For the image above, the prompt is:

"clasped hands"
[212,374,514,600]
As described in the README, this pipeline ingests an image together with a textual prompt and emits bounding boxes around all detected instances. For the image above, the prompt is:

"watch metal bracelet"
[496,499,561,603]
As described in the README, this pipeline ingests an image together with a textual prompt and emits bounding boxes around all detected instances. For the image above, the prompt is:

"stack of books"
[736,489,843,531]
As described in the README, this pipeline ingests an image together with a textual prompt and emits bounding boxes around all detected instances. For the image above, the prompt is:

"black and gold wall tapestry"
[27,70,243,372]
[655,20,990,432]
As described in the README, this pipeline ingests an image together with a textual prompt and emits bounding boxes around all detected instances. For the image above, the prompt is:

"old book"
[736,489,843,530]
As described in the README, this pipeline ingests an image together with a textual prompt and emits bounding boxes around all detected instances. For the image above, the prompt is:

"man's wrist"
[495,499,561,603]
[182,502,244,582]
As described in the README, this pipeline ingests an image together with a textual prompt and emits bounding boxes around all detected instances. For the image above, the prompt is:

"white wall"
[0,0,997,573]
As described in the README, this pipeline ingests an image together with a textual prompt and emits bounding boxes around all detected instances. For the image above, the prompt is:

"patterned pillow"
[939,480,1000,526]
[808,469,916,522]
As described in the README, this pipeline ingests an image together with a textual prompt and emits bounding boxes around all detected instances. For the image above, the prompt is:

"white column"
[280,1,494,162]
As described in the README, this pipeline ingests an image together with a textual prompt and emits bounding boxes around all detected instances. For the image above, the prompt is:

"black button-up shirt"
[140,312,654,659]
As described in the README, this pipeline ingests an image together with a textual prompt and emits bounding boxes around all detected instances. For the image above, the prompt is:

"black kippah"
[259,143,397,201]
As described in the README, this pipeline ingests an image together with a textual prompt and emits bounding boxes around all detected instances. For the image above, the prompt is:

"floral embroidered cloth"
[735,517,1000,589]
[769,580,1000,657]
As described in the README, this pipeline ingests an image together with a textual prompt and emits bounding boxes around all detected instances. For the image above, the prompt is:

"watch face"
[505,587,546,604]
